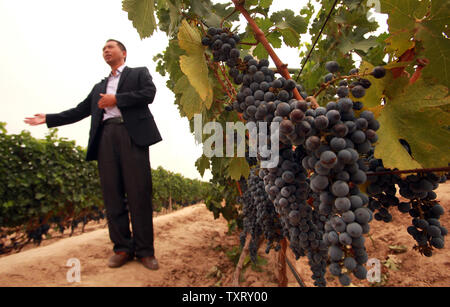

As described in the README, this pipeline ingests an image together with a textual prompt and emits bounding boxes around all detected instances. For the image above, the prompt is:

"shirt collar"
[110,63,127,77]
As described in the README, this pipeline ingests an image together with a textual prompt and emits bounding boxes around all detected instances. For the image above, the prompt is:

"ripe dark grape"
[351,85,366,98]
[371,66,386,79]
[325,61,340,73]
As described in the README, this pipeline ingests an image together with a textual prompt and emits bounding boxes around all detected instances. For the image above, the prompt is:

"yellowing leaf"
[173,75,203,119]
[385,30,415,57]
[384,255,401,271]
[357,61,386,109]
[227,157,250,181]
[375,79,450,170]
[178,20,213,109]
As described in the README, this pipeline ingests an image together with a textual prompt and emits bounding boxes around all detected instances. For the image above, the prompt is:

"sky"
[0,0,386,182]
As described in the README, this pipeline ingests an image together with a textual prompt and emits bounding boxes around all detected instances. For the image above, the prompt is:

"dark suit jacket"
[46,66,162,161]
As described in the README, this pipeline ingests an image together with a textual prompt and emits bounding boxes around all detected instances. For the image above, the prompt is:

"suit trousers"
[97,121,155,258]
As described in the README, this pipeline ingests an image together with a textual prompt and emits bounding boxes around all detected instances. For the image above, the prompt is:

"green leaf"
[122,0,157,39]
[380,0,429,33]
[276,23,300,47]
[35,193,45,200]
[381,0,450,88]
[195,154,210,177]
[415,1,450,88]
[244,0,259,10]
[375,78,450,170]
[211,2,240,25]
[266,31,282,49]
[173,75,203,119]
[161,0,182,36]
[255,17,273,33]
[178,20,213,109]
[270,9,308,34]
[253,43,268,60]
[339,36,379,54]
[259,0,273,9]
[227,157,250,181]
[190,0,222,28]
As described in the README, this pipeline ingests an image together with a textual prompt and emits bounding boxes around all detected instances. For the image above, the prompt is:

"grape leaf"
[339,36,379,54]
[381,0,450,88]
[266,31,282,49]
[190,0,222,28]
[381,0,429,33]
[178,20,213,109]
[227,157,250,181]
[255,17,274,33]
[211,2,240,23]
[195,154,210,177]
[415,1,450,88]
[276,23,300,47]
[385,30,415,58]
[173,75,203,119]
[375,78,450,170]
[259,0,273,9]
[253,43,268,60]
[155,0,181,36]
[122,0,157,39]
[270,9,308,34]
[357,61,386,109]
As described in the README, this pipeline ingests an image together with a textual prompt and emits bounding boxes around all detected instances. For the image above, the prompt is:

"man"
[24,39,162,270]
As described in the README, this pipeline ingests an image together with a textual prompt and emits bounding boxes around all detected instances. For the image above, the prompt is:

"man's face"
[102,41,126,66]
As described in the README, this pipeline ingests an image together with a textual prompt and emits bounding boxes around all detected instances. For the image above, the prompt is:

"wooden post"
[277,238,288,287]
[232,234,250,287]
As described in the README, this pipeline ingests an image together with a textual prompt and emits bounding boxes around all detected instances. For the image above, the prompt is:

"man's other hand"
[24,113,46,126]
[98,94,117,109]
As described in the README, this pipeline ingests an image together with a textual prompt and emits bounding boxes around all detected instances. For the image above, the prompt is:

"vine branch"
[230,0,318,108]
[367,166,450,176]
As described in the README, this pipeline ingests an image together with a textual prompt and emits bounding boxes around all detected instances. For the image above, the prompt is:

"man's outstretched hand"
[98,94,117,109]
[24,113,46,126]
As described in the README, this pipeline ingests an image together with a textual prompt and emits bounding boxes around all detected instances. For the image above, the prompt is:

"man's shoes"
[139,256,159,270]
[108,252,134,268]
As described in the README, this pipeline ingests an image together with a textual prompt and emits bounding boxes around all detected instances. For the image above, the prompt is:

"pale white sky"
[0,0,386,181]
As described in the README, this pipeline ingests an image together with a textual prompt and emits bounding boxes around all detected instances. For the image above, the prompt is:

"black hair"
[106,39,127,61]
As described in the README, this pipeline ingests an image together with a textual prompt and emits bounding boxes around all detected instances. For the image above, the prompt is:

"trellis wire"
[295,0,340,82]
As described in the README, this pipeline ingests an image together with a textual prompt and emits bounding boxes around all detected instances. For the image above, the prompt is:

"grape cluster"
[260,147,328,287]
[366,156,448,257]
[202,27,241,68]
[366,153,401,222]
[230,55,308,126]
[0,206,107,254]
[26,223,50,245]
[239,168,283,262]
[299,61,383,285]
[201,27,446,286]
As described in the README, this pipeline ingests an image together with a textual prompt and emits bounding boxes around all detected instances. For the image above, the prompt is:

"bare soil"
[0,184,449,287]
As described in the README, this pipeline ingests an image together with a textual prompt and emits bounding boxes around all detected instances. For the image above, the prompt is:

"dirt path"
[1,184,449,287]
[291,182,450,287]
[0,204,238,287]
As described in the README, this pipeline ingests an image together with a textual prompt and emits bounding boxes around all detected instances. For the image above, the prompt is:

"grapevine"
[70,0,450,287]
